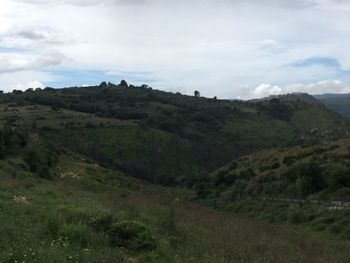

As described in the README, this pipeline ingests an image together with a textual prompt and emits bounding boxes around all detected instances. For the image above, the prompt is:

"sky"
[0,0,350,99]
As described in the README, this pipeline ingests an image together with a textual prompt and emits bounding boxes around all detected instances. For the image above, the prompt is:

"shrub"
[283,155,296,166]
[271,162,280,169]
[46,211,90,246]
[39,166,52,179]
[90,214,116,232]
[60,222,89,246]
[46,212,65,237]
[109,220,157,251]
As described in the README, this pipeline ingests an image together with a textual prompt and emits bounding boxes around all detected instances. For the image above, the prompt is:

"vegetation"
[1,85,348,186]
[204,139,350,201]
[1,84,350,262]
[0,152,349,262]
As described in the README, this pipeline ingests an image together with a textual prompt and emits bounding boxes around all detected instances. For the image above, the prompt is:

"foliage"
[109,220,158,251]
[206,139,350,202]
[23,144,59,179]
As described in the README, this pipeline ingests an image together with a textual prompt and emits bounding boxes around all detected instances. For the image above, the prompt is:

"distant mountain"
[254,92,318,103]
[314,93,350,118]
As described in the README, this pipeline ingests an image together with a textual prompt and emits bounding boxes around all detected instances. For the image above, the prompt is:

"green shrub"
[109,220,157,251]
[270,162,280,170]
[39,166,52,179]
[46,212,65,237]
[60,222,89,246]
[46,211,89,246]
[90,213,116,232]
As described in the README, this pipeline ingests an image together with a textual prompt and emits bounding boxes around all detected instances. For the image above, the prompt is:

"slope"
[2,86,349,186]
[0,138,349,262]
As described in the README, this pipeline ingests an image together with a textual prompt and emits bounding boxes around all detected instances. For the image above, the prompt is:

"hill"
[1,127,349,262]
[1,85,349,186]
[314,93,350,118]
[197,138,350,239]
[208,138,350,201]
[1,85,350,261]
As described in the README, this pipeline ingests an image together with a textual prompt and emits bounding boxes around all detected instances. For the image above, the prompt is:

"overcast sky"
[0,0,350,98]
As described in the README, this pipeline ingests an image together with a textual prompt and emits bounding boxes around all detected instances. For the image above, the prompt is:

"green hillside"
[208,138,350,201]
[2,85,349,186]
[1,86,350,262]
[0,135,349,262]
[197,138,350,239]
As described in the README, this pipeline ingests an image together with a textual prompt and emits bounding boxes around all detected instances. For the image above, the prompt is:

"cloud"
[0,70,55,92]
[15,80,45,90]
[0,51,63,74]
[13,0,108,6]
[1,0,350,96]
[242,80,350,99]
[250,84,283,99]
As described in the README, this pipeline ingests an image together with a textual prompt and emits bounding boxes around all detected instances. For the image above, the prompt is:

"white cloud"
[15,80,45,91]
[241,80,350,99]
[1,0,350,96]
[250,84,282,99]
[0,51,63,74]
[0,70,55,92]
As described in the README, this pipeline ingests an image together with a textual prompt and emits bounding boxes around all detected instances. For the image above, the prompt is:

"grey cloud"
[0,51,64,74]
[17,30,47,40]
[14,0,108,6]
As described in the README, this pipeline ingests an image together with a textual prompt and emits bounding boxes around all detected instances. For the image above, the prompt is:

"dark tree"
[194,90,200,98]
[99,81,108,88]
[119,80,128,87]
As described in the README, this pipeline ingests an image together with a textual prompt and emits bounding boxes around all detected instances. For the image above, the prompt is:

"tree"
[119,80,128,87]
[194,90,200,98]
[99,81,108,88]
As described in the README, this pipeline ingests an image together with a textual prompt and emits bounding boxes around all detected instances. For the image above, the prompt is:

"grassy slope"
[199,138,350,239]
[209,138,350,200]
[1,153,349,263]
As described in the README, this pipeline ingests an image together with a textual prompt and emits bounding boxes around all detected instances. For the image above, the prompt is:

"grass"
[1,153,350,262]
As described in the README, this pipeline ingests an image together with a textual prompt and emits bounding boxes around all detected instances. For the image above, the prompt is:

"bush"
[283,155,296,166]
[39,166,52,179]
[46,212,65,237]
[270,162,280,169]
[60,222,89,246]
[90,214,116,232]
[46,211,89,246]
[109,220,157,251]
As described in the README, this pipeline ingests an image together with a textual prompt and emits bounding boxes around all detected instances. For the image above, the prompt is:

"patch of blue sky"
[41,69,155,88]
[0,46,32,53]
[290,57,350,82]
[291,57,340,68]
